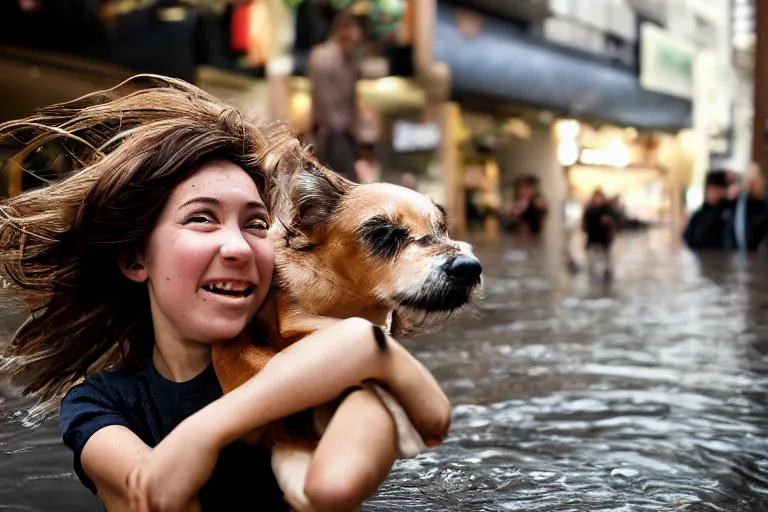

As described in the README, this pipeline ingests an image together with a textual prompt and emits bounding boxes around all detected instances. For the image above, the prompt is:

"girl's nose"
[219,229,253,264]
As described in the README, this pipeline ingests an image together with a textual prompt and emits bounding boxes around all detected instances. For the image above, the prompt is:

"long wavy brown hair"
[0,74,306,413]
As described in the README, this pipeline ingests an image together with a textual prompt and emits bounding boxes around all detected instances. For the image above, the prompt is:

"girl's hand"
[126,418,221,512]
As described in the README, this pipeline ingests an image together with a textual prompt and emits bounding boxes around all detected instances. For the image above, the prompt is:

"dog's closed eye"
[358,216,409,258]
[415,235,438,246]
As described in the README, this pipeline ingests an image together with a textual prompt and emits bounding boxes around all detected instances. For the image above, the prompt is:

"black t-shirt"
[59,359,288,511]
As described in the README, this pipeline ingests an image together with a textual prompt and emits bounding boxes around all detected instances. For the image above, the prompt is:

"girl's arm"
[127,317,450,512]
[80,426,150,511]
[79,425,201,512]
[301,386,400,512]
[203,317,450,449]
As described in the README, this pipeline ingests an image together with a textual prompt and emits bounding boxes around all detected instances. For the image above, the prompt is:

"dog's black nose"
[443,255,482,285]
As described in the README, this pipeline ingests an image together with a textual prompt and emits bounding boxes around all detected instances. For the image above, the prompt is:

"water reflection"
[370,229,768,511]
[2,228,768,511]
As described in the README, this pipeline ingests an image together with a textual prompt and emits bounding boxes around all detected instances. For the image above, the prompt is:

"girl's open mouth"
[201,284,254,297]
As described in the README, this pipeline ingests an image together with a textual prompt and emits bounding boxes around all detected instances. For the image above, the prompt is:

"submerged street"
[3,228,768,511]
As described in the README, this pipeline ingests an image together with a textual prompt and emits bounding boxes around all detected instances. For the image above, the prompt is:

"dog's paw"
[366,382,428,459]
[272,443,314,512]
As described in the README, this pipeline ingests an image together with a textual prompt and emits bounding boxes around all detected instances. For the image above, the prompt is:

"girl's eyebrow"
[178,197,267,211]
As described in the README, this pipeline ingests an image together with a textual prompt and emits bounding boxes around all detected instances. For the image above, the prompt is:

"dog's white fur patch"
[272,443,314,512]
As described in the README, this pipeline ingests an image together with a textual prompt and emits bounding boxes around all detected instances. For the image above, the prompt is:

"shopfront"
[554,119,695,227]
[431,1,694,233]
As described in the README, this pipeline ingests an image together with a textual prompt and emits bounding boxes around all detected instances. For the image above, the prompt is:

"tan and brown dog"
[211,163,482,511]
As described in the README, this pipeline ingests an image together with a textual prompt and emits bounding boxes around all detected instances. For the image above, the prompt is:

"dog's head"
[273,165,482,335]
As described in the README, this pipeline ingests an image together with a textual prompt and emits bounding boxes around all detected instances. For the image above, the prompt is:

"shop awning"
[435,3,692,130]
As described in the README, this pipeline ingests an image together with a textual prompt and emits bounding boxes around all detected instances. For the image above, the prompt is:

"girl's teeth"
[212,282,247,291]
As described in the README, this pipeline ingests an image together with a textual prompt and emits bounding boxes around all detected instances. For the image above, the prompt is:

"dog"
[211,163,482,511]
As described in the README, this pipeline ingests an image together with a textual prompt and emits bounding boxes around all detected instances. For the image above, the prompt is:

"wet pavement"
[3,228,768,511]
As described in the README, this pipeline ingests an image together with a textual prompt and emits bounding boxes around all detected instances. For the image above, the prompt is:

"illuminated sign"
[393,121,440,152]
[579,147,631,167]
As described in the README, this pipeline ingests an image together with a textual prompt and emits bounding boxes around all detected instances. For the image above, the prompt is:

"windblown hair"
[0,74,307,412]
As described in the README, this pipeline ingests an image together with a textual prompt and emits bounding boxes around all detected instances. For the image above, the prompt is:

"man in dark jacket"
[683,170,737,250]
[582,188,620,279]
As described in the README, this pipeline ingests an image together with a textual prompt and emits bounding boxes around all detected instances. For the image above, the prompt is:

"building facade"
[409,0,750,235]
[0,0,756,234]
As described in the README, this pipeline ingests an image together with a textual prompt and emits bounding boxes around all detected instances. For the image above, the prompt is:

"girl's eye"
[246,219,269,231]
[185,213,215,224]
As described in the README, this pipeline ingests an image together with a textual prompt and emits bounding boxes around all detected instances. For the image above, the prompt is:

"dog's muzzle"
[395,254,482,312]
[440,254,482,287]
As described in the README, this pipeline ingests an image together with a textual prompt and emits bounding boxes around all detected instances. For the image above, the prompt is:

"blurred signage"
[579,147,631,167]
[393,120,440,152]
[639,22,696,99]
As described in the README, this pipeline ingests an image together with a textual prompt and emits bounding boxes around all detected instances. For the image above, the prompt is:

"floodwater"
[3,228,768,511]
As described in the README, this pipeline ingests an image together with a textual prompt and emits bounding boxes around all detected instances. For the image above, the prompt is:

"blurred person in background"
[683,169,737,251]
[733,163,768,253]
[307,8,362,182]
[400,172,417,190]
[504,176,548,235]
[354,143,381,184]
[582,188,620,279]
[607,195,627,230]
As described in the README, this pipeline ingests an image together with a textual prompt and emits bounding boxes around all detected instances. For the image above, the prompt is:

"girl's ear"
[118,251,148,283]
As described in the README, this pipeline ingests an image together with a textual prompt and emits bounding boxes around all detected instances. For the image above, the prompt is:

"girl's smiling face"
[124,160,274,346]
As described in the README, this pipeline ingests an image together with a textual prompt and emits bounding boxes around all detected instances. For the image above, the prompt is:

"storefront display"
[554,119,692,225]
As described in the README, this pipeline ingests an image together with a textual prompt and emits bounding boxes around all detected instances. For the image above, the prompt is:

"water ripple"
[1,230,768,511]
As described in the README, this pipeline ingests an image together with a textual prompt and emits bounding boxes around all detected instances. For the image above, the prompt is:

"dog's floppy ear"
[286,165,353,248]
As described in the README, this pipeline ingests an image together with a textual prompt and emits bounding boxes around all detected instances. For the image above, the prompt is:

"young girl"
[0,75,451,512]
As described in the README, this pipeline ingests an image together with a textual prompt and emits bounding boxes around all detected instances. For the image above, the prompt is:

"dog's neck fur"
[259,249,390,349]
[280,250,389,321]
